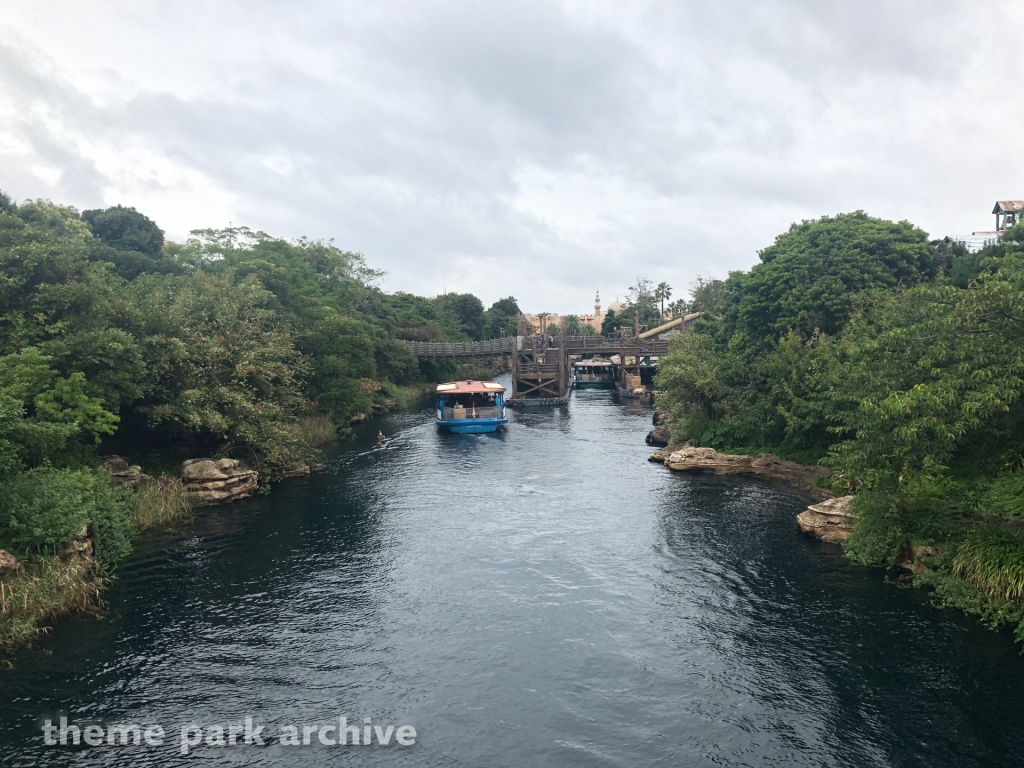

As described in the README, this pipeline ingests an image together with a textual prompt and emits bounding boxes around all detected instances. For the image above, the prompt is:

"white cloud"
[1,0,1023,314]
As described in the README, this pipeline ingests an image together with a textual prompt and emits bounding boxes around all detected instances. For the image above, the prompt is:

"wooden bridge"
[404,338,515,358]
[508,335,670,404]
[403,335,670,360]
[403,333,674,406]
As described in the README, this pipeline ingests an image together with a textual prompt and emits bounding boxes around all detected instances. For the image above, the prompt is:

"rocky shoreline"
[648,444,856,544]
[647,442,962,605]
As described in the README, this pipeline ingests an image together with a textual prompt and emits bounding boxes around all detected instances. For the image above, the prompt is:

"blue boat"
[436,381,509,433]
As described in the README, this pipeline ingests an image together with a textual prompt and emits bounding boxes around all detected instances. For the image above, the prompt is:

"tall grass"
[296,416,336,448]
[132,476,195,533]
[952,527,1024,604]
[0,557,103,655]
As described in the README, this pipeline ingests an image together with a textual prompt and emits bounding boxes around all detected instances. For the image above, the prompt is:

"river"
[3,382,1024,767]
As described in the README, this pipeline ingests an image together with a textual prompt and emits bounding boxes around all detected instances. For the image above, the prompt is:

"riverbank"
[648,443,836,501]
[649,442,1024,647]
[0,474,194,657]
[0,375,457,658]
[7,387,1024,767]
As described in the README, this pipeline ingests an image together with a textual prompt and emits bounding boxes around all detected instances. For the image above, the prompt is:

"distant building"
[994,201,1024,232]
[967,200,1024,250]
[575,290,603,332]
[525,290,605,335]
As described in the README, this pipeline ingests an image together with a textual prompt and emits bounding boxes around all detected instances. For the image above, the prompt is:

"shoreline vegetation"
[654,212,1024,647]
[0,190,510,657]
[7,186,1024,660]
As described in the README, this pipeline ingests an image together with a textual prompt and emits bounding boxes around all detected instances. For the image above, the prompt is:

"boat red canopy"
[436,380,506,394]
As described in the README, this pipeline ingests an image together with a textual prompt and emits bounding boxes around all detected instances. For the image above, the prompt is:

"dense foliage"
[0,192,514,570]
[657,211,1024,641]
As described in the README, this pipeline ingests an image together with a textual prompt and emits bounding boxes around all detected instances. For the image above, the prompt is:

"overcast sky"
[2,1,1022,313]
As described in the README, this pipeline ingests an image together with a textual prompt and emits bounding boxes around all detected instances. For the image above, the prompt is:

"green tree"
[667,298,688,317]
[655,282,672,320]
[82,205,164,256]
[728,211,933,340]
[135,270,314,478]
[0,201,146,409]
[687,276,724,315]
[600,308,622,336]
[625,277,659,329]
[483,297,522,338]
[433,293,486,340]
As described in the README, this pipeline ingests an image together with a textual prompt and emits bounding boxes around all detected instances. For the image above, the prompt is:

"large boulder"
[0,549,19,576]
[645,425,672,446]
[796,496,856,544]
[99,456,150,489]
[180,458,258,505]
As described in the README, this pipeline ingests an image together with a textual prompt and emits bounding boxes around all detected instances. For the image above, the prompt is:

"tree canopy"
[657,211,1024,641]
[0,190,502,570]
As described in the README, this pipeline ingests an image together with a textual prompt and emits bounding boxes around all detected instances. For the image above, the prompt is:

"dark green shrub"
[0,467,134,568]
[952,527,1024,604]
[844,484,967,567]
[979,474,1024,519]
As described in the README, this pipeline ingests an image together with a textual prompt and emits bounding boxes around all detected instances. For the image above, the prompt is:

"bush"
[0,467,134,568]
[952,527,1024,604]
[979,474,1024,519]
[844,484,967,567]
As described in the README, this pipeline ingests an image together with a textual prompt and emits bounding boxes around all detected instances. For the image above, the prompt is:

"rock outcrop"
[0,549,19,576]
[646,425,672,446]
[652,408,672,426]
[350,412,367,425]
[796,496,856,543]
[280,462,327,479]
[180,458,259,505]
[100,456,151,489]
[57,525,95,563]
[894,543,941,574]
[650,444,835,500]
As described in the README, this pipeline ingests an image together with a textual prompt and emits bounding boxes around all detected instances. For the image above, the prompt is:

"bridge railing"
[558,336,670,355]
[403,335,671,359]
[405,338,515,358]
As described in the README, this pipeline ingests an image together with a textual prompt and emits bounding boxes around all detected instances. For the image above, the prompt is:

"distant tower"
[594,290,601,318]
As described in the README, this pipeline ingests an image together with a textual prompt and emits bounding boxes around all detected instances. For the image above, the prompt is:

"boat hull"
[437,418,508,434]
[615,386,651,402]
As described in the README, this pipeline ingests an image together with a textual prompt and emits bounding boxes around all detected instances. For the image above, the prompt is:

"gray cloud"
[1,0,1022,312]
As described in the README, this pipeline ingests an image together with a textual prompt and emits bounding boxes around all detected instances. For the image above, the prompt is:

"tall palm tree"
[655,282,672,319]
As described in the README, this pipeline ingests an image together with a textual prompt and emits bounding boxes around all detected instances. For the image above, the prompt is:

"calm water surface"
[4,382,1024,767]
